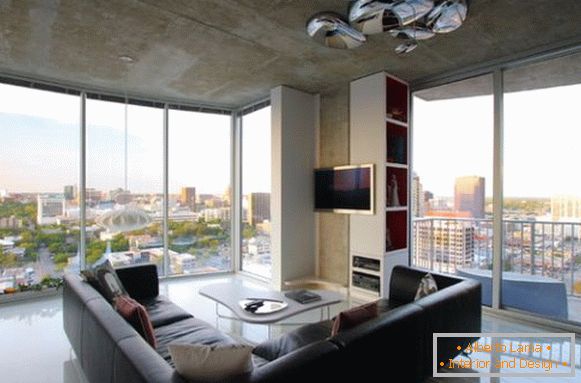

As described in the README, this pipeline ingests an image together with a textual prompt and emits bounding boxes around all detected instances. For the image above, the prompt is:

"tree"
[111,234,129,252]
[243,224,257,239]
[0,248,17,268]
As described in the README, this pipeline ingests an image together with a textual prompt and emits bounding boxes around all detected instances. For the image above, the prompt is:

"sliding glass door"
[412,75,494,305]
[502,52,581,324]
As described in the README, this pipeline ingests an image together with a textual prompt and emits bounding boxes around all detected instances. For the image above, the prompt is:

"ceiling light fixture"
[306,12,367,49]
[119,55,135,63]
[306,0,468,54]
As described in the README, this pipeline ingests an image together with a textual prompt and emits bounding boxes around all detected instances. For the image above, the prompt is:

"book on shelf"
[284,289,322,304]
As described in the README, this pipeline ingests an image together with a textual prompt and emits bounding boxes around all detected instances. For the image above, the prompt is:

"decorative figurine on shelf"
[387,174,400,207]
[386,228,393,251]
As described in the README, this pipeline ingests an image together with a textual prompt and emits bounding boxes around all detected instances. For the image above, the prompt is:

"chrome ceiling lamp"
[306,12,366,49]
[307,0,468,54]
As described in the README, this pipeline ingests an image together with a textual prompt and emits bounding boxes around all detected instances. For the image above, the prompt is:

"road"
[34,247,56,281]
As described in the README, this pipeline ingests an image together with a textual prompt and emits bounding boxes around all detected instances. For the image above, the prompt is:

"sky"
[413,80,581,198]
[0,83,271,195]
[2,78,580,199]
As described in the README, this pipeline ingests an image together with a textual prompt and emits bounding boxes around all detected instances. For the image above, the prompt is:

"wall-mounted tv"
[314,164,374,214]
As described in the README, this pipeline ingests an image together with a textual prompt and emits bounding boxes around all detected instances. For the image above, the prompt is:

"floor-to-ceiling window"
[0,83,80,288]
[502,52,581,324]
[412,50,581,326]
[168,110,231,275]
[86,99,164,272]
[241,105,272,278]
[412,75,494,304]
[0,77,242,296]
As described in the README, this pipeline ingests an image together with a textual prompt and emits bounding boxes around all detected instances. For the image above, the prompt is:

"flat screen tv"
[314,164,374,214]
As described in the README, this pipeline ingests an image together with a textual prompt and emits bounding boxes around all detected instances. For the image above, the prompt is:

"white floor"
[0,273,578,383]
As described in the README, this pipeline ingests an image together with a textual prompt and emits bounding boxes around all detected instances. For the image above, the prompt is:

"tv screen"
[314,164,374,213]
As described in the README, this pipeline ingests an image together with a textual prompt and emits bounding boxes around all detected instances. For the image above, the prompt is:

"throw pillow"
[169,344,254,381]
[115,295,157,348]
[331,301,378,336]
[82,259,128,302]
[414,273,438,300]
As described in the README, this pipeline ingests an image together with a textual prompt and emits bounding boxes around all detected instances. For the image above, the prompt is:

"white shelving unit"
[349,72,410,300]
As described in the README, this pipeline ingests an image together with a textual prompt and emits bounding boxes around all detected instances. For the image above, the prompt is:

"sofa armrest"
[116,264,159,301]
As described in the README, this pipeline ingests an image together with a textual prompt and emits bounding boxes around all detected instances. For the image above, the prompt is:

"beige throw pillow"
[169,344,253,380]
[414,273,438,300]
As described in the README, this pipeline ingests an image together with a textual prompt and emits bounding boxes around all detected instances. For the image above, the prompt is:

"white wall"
[270,86,317,290]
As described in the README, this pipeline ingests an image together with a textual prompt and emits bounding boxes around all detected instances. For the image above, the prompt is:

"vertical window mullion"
[80,92,87,271]
[163,104,169,277]
[492,69,504,309]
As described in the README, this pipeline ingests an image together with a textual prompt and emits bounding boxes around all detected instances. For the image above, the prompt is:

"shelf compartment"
[386,76,408,124]
[386,210,407,252]
[386,166,408,208]
[386,123,407,165]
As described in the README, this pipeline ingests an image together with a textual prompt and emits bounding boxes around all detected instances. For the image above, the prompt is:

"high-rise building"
[37,194,65,225]
[64,185,76,201]
[414,220,474,273]
[180,187,196,211]
[85,188,103,204]
[551,195,581,220]
[412,173,423,218]
[223,186,231,206]
[454,176,485,218]
[247,192,270,226]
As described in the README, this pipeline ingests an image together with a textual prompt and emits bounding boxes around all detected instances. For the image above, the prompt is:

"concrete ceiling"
[0,0,580,108]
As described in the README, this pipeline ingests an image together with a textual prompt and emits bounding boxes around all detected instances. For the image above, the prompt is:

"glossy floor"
[0,273,578,383]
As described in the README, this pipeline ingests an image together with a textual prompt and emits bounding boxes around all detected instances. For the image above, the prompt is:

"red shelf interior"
[386,166,407,207]
[386,210,407,252]
[386,123,407,164]
[386,77,408,124]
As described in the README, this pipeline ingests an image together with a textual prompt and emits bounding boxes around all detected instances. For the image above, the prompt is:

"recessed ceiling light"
[119,55,135,63]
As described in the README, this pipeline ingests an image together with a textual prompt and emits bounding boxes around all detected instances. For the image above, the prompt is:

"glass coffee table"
[199,283,343,333]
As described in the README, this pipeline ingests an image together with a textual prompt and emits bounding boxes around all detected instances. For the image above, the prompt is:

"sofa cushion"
[414,273,438,300]
[169,343,254,381]
[331,301,378,336]
[154,317,237,365]
[115,295,157,348]
[253,320,333,361]
[142,296,193,328]
[81,260,128,303]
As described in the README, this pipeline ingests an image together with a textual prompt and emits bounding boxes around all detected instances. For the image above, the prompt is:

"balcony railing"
[412,217,581,298]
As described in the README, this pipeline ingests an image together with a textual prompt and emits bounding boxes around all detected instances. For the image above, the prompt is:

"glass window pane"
[412,75,493,305]
[0,84,79,287]
[86,100,164,273]
[241,106,272,278]
[503,52,581,324]
[168,110,231,275]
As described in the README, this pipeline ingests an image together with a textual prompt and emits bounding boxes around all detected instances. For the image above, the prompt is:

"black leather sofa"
[63,264,481,383]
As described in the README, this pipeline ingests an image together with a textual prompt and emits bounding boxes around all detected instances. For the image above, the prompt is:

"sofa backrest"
[63,273,184,383]
[387,266,482,377]
[329,303,425,382]
[389,265,466,303]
